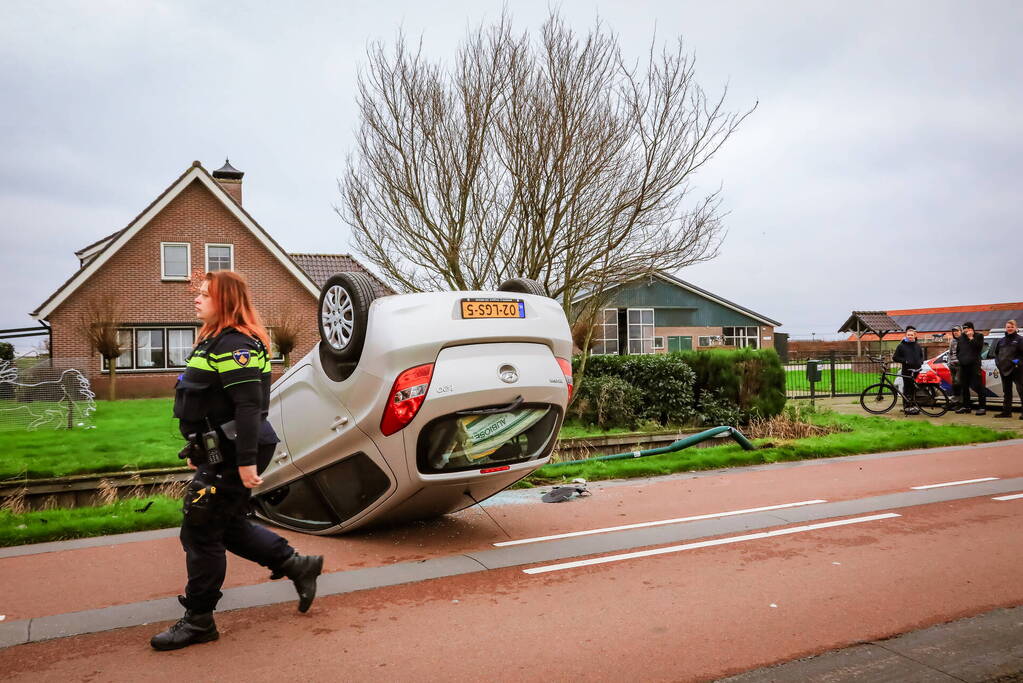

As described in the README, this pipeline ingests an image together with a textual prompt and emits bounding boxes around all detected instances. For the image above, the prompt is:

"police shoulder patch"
[232,349,251,366]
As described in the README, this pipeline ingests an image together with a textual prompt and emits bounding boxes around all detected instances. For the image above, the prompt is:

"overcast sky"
[2,1,1019,351]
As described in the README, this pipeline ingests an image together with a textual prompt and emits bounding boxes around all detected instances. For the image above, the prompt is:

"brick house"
[31,160,393,398]
[575,271,781,355]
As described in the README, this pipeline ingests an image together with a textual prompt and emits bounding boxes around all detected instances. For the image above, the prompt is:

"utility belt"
[178,419,280,471]
[179,418,226,467]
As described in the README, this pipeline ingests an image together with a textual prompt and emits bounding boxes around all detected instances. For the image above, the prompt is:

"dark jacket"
[957,332,985,366]
[893,338,924,372]
[991,332,1023,375]
[173,328,277,468]
[948,336,959,367]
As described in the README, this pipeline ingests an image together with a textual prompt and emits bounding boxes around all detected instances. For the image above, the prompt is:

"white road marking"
[993,493,1023,501]
[910,477,999,490]
[493,500,828,547]
[522,513,901,575]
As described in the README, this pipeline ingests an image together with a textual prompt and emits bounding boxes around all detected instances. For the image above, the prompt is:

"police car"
[250,273,573,534]
[900,329,1012,404]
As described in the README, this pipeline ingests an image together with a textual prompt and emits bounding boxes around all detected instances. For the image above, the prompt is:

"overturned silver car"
[252,274,573,534]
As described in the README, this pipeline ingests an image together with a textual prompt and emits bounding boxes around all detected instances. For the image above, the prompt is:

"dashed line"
[911,477,999,490]
[494,499,828,547]
[992,493,1023,501]
[522,513,901,575]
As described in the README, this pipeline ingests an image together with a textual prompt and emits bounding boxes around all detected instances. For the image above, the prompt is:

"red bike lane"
[2,493,1022,681]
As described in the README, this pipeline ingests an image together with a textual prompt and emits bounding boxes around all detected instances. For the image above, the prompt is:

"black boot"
[150,609,218,651]
[274,553,324,613]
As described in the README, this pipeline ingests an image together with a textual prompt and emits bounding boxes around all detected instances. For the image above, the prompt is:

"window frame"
[204,243,234,273]
[722,326,761,349]
[652,336,665,350]
[100,326,198,372]
[626,307,655,355]
[160,242,191,281]
[591,308,620,356]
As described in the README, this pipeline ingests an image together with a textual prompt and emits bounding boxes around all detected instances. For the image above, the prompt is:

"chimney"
[212,158,244,204]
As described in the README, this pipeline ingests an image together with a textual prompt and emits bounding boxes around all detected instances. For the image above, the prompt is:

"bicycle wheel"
[915,384,950,417]
[860,382,898,414]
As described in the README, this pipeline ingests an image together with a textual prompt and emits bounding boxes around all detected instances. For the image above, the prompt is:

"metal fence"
[784,352,897,399]
[0,356,97,431]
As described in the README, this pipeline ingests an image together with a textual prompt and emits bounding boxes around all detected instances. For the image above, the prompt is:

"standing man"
[955,322,987,415]
[991,319,1023,419]
[948,325,962,407]
[893,326,924,415]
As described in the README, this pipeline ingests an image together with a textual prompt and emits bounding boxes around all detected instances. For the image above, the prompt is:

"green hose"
[544,425,756,469]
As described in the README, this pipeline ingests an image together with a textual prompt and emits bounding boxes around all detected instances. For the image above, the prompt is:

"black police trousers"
[179,467,293,613]
[958,363,986,409]
[1001,369,1023,413]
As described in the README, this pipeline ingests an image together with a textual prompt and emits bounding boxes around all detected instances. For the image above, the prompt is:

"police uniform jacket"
[173,328,275,468]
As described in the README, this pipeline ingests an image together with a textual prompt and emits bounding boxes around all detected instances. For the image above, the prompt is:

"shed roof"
[837,311,902,335]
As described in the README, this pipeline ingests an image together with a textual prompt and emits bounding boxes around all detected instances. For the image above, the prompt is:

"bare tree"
[340,11,754,357]
[76,293,125,401]
[265,304,305,369]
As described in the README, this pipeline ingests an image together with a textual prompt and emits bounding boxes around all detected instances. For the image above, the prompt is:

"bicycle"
[859,356,950,417]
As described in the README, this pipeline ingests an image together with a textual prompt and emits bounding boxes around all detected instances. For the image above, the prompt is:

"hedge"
[579,353,696,425]
[574,349,786,428]
[673,348,786,419]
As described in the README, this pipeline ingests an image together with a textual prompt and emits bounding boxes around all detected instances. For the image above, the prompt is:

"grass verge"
[0,495,181,547]
[523,413,1017,485]
[0,398,182,480]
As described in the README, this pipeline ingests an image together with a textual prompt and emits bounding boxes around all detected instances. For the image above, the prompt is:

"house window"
[161,243,190,280]
[723,326,760,349]
[699,335,724,348]
[591,308,619,355]
[205,244,234,272]
[168,329,196,367]
[136,329,165,368]
[102,329,134,370]
[101,326,197,371]
[627,308,654,354]
[653,336,665,350]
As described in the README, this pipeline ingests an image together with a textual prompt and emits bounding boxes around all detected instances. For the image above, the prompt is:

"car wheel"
[318,272,377,363]
[497,277,548,297]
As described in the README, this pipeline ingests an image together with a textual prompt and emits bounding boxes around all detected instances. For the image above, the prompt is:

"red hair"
[197,271,271,349]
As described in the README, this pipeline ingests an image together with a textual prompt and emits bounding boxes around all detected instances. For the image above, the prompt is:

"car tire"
[317,272,378,364]
[497,277,548,297]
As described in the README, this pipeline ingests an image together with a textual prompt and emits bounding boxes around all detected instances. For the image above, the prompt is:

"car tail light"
[381,363,434,436]
[556,357,573,401]
[916,370,939,384]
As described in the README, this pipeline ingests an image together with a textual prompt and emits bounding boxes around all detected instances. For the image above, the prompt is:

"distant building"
[31,160,393,397]
[846,303,1023,343]
[574,271,781,355]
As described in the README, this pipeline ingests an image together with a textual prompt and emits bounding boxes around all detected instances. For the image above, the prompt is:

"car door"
[277,363,357,471]
[981,337,1003,399]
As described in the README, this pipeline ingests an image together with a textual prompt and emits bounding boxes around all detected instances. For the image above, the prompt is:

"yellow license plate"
[461,299,525,319]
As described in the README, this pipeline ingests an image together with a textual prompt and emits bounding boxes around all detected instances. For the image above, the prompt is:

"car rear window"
[417,404,560,474]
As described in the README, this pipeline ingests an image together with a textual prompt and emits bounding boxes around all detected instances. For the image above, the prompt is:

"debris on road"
[542,478,591,503]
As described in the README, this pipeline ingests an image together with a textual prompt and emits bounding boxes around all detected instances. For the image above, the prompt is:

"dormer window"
[206,244,234,272]
[161,243,190,280]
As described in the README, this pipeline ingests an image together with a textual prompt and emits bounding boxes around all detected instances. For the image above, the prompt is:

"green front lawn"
[0,398,181,480]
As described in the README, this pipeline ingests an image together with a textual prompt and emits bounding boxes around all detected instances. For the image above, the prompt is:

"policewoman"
[151,271,323,651]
